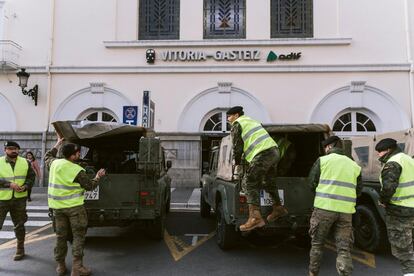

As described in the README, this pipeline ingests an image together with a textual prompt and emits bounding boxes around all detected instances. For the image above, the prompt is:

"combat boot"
[71,256,91,276]
[239,205,265,232]
[266,204,288,223]
[56,261,67,276]
[13,239,25,261]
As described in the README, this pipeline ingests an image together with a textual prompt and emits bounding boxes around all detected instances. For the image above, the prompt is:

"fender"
[359,186,386,222]
[216,184,232,224]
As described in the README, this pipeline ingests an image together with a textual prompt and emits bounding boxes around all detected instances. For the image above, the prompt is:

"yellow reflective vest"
[275,137,292,159]
[381,152,414,208]
[314,153,361,214]
[235,116,277,163]
[0,156,29,200]
[48,159,85,209]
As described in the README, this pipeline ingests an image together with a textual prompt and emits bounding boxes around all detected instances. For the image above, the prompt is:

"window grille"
[204,0,246,39]
[203,111,231,132]
[333,111,376,135]
[139,0,180,40]
[271,0,313,38]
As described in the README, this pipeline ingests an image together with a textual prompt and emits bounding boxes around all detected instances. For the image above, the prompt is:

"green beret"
[4,141,20,149]
[375,138,397,152]
[321,136,340,147]
[226,106,243,115]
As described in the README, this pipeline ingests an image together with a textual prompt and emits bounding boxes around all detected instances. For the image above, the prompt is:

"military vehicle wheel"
[200,188,211,217]
[147,206,166,240]
[353,205,386,252]
[216,201,238,250]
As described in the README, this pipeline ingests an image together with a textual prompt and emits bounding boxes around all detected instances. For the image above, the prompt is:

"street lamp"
[16,68,38,106]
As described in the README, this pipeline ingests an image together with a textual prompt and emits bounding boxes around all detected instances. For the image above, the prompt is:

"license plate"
[85,186,99,200]
[260,189,284,206]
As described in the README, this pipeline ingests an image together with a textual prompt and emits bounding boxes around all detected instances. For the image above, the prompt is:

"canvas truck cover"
[216,124,331,181]
[351,128,414,181]
[52,121,155,148]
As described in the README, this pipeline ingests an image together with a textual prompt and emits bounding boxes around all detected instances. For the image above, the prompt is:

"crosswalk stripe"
[0,231,16,239]
[3,220,51,227]
[27,206,49,210]
[188,188,201,204]
[7,212,49,218]
[171,188,176,193]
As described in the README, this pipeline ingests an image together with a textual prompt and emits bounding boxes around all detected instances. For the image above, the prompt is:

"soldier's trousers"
[309,208,353,276]
[243,147,281,206]
[0,198,27,241]
[385,214,414,274]
[53,205,88,262]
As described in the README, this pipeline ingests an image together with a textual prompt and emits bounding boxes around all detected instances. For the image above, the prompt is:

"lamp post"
[16,68,38,106]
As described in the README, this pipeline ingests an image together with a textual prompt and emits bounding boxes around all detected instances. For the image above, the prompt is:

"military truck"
[200,124,331,249]
[52,121,172,239]
[350,128,414,252]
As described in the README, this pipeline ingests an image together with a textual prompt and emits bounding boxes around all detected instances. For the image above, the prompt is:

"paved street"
[0,189,402,276]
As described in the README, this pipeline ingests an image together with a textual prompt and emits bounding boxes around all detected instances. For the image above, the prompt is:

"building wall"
[1,0,413,187]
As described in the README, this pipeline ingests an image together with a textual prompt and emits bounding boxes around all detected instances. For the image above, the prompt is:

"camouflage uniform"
[231,122,281,206]
[0,156,35,241]
[379,147,414,274]
[45,148,100,262]
[308,147,362,276]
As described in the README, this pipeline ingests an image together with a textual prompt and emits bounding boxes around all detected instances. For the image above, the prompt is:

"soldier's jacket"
[378,147,414,217]
[308,147,363,196]
[44,147,99,192]
[230,121,245,166]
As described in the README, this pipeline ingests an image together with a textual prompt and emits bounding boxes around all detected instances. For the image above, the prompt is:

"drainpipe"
[405,0,414,127]
[40,0,55,187]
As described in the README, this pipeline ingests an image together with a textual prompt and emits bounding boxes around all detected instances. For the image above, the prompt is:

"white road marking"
[0,231,16,239]
[3,220,51,227]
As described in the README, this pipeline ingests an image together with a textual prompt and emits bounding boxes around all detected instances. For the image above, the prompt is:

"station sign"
[123,106,138,125]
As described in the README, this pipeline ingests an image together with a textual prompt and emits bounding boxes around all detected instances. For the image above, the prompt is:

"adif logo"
[146,49,156,64]
[267,51,301,62]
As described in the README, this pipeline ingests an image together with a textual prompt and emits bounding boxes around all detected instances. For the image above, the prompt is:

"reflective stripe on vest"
[381,153,414,208]
[275,137,291,159]
[48,159,85,209]
[0,156,29,200]
[314,153,361,214]
[235,116,277,163]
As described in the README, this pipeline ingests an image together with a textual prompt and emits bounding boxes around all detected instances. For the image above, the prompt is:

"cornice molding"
[103,38,352,48]
[25,63,410,74]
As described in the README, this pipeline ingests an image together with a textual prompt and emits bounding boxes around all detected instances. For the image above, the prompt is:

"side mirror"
[166,160,172,170]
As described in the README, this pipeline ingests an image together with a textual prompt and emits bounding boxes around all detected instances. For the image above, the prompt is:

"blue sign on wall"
[123,106,138,125]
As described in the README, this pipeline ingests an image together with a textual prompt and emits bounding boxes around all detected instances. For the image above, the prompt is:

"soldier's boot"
[71,257,91,276]
[56,261,67,276]
[13,239,25,261]
[239,205,265,232]
[266,204,288,223]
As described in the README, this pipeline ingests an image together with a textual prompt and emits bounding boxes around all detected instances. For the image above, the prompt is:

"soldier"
[274,135,296,176]
[375,138,414,276]
[0,141,35,261]
[45,135,106,276]
[308,136,362,276]
[227,106,287,232]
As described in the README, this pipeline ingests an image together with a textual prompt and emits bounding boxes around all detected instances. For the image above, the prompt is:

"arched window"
[333,111,376,136]
[201,110,231,133]
[78,109,118,123]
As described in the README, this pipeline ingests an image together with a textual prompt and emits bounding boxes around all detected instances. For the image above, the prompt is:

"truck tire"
[200,188,211,218]
[147,206,166,240]
[353,205,387,252]
[216,201,238,250]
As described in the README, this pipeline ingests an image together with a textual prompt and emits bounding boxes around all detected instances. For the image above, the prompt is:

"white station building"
[0,0,413,187]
